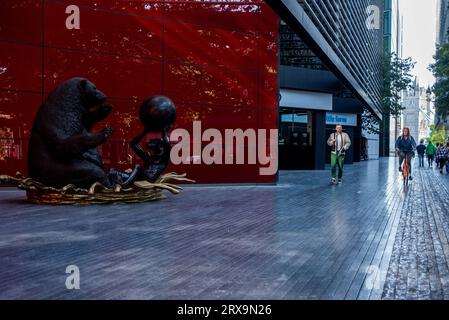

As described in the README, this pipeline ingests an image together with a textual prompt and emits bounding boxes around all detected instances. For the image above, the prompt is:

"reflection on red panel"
[91,97,142,141]
[199,105,258,130]
[0,0,42,44]
[165,0,260,32]
[165,63,257,107]
[259,107,278,130]
[259,72,278,109]
[0,92,41,177]
[0,43,42,92]
[260,2,279,35]
[164,103,276,183]
[45,2,163,59]
[44,48,163,98]
[171,104,201,134]
[259,32,278,75]
[97,140,135,170]
[0,91,41,139]
[47,0,163,18]
[0,138,30,177]
[173,104,259,134]
[165,21,257,69]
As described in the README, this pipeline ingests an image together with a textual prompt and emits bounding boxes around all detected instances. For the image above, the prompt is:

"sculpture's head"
[139,95,176,133]
[78,78,108,109]
[74,78,112,121]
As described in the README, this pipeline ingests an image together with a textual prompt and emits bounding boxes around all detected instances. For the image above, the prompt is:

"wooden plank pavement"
[1,158,449,299]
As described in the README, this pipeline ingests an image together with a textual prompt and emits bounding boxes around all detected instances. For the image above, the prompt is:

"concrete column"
[353,114,362,163]
[313,111,326,170]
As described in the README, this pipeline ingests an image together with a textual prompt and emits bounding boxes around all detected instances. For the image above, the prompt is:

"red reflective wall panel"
[0,0,278,183]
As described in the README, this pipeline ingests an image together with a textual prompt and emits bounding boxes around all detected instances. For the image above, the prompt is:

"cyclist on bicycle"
[395,127,417,180]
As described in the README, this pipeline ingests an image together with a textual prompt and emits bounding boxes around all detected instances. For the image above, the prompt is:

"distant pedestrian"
[446,143,449,173]
[361,136,368,160]
[426,141,437,168]
[436,143,449,174]
[416,140,426,167]
[327,124,351,184]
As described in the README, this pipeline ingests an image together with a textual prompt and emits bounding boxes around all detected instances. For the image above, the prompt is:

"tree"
[363,53,414,149]
[428,124,446,145]
[378,53,415,154]
[385,53,415,133]
[429,43,449,122]
[361,107,380,135]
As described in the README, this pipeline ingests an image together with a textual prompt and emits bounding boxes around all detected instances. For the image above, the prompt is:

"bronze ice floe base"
[0,172,194,205]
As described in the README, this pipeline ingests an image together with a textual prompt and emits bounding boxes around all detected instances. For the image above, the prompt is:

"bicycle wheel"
[403,160,409,186]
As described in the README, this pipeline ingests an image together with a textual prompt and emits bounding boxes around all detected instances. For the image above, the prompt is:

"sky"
[399,0,438,88]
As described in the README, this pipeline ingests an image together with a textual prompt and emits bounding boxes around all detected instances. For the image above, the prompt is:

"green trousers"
[331,153,345,179]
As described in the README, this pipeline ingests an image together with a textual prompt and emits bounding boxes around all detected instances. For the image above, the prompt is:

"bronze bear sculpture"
[28,78,176,190]
[28,77,114,189]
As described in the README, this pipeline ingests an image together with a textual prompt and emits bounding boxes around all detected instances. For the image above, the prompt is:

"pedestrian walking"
[327,124,351,184]
[426,141,437,168]
[436,143,449,174]
[446,143,449,174]
[416,140,426,168]
[361,136,368,161]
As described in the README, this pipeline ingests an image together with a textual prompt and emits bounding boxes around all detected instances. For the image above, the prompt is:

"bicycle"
[402,152,413,186]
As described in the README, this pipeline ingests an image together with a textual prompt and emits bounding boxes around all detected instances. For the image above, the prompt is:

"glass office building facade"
[296,0,384,115]
[268,0,384,169]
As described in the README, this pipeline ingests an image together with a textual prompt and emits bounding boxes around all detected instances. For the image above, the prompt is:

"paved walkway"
[1,158,449,300]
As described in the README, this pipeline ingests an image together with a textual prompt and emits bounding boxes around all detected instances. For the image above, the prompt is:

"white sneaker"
[331,178,336,184]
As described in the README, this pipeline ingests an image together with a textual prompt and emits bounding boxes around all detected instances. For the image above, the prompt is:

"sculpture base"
[0,172,194,205]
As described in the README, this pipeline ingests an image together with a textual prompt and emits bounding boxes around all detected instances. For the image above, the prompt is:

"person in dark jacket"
[436,143,449,174]
[416,140,426,168]
[395,127,417,180]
